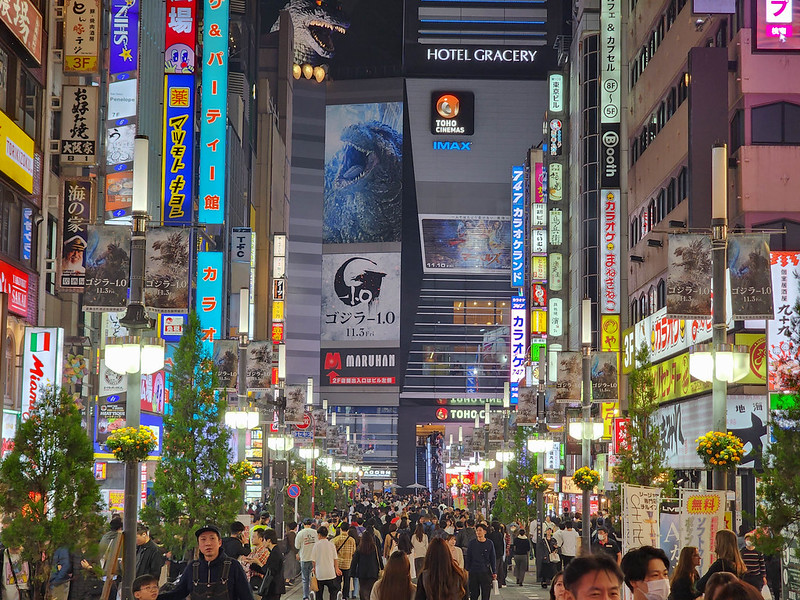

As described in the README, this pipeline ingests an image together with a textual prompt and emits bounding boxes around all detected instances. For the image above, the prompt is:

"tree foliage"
[491,426,539,524]
[288,456,336,517]
[0,386,103,600]
[141,312,241,555]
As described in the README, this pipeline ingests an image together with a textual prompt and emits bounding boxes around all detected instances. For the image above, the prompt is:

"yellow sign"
[531,256,547,280]
[601,401,617,438]
[734,333,766,384]
[531,309,547,334]
[0,109,34,193]
[600,315,621,351]
[272,299,285,322]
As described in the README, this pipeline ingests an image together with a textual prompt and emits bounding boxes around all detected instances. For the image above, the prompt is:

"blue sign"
[511,166,525,288]
[109,0,139,75]
[160,313,187,343]
[433,141,472,151]
[198,0,229,225]
[21,207,32,260]
[162,74,195,224]
[196,252,223,347]
[287,484,301,498]
[140,413,164,458]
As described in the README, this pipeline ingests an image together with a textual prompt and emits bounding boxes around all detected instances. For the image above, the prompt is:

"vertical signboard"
[768,252,800,392]
[510,296,527,403]
[0,0,43,65]
[60,85,99,165]
[21,327,65,421]
[198,0,229,224]
[109,0,139,76]
[600,190,620,314]
[59,178,94,292]
[196,252,224,344]
[165,0,196,73]
[549,73,564,113]
[511,166,525,289]
[161,74,195,224]
[601,0,621,124]
[64,0,100,72]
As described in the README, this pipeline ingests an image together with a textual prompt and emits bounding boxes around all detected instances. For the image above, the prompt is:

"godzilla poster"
[667,234,712,319]
[83,225,130,312]
[324,102,403,244]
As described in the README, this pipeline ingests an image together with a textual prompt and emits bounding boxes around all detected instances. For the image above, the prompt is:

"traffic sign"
[287,484,301,498]
[294,411,312,430]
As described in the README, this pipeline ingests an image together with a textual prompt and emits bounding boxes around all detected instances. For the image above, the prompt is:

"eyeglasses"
[139,585,160,592]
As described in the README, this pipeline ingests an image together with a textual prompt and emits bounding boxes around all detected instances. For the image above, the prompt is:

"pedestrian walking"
[351,530,382,600]
[415,538,468,600]
[283,522,299,585]
[311,526,343,600]
[557,521,579,568]
[295,518,318,600]
[334,523,358,600]
[412,524,430,575]
[371,551,416,600]
[251,529,286,600]
[245,528,272,589]
[2,546,30,600]
[465,523,496,600]
[696,530,747,594]
[445,534,464,571]
[537,528,559,588]
[487,523,506,587]
[670,546,701,600]
[512,529,531,586]
[740,534,767,592]
[49,546,72,600]
[136,523,165,580]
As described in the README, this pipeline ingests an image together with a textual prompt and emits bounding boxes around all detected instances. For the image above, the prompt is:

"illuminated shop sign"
[0,258,30,316]
[65,0,100,72]
[161,74,195,224]
[426,48,538,63]
[600,189,620,314]
[511,166,525,288]
[549,119,563,156]
[198,0,229,224]
[433,141,471,151]
[549,73,564,113]
[0,110,34,193]
[0,0,43,64]
[756,0,800,49]
[601,125,621,188]
[109,0,139,75]
[600,0,621,123]
[430,92,474,136]
[510,296,527,384]
[196,252,223,345]
[165,0,196,73]
[21,328,64,421]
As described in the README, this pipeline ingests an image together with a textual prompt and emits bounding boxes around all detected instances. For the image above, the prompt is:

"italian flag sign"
[29,331,51,352]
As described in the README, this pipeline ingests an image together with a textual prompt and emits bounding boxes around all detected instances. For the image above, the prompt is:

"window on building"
[640,208,649,237]
[667,0,677,28]
[678,167,688,202]
[452,300,508,326]
[752,102,800,145]
[657,189,666,222]
[0,189,21,260]
[632,138,639,165]
[640,294,648,318]
[649,286,657,314]
[649,199,657,228]
[657,279,667,309]
[667,178,677,212]
[631,216,639,247]
[667,87,677,119]
[730,110,744,153]
[46,215,57,295]
[678,73,689,104]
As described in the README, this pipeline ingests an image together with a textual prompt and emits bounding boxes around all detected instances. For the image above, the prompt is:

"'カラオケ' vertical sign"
[198,0,229,224]
[196,252,224,346]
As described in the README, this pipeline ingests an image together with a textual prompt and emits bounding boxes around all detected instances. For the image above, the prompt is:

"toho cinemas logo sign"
[321,348,398,386]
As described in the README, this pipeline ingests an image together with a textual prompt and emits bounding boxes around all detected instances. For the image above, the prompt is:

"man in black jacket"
[222,521,251,559]
[136,524,164,579]
[157,524,253,600]
[487,522,507,587]
[466,523,497,600]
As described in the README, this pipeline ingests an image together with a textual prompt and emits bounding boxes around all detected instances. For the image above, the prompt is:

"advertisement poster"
[284,386,306,425]
[324,102,403,244]
[756,0,800,50]
[21,328,64,421]
[161,74,195,224]
[552,352,581,403]
[768,252,800,392]
[94,393,126,453]
[621,484,661,552]
[312,409,327,439]
[109,0,139,75]
[140,371,166,414]
[99,360,126,396]
[680,490,726,573]
[321,253,401,342]
[140,413,163,457]
[591,352,619,401]
[667,234,712,319]
[60,86,98,163]
[659,502,681,569]
[245,341,272,392]
[144,227,190,312]
[213,340,238,391]
[728,234,773,319]
[104,169,134,218]
[83,225,130,312]
[515,386,538,425]
[2,411,18,458]
[420,215,511,273]
[165,0,196,73]
[59,178,93,292]
[320,348,398,385]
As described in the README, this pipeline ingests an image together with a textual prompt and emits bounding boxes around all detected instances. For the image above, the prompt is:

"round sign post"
[287,484,301,498]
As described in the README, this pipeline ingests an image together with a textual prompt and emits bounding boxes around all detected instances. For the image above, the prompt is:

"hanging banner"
[165,0,196,73]
[140,370,166,414]
[58,178,93,292]
[144,227,190,312]
[109,0,139,75]
[60,86,99,164]
[667,234,712,319]
[64,0,100,72]
[516,386,538,425]
[600,190,620,313]
[284,385,307,425]
[511,166,525,288]
[768,251,800,391]
[591,351,619,401]
[99,359,127,396]
[551,351,582,403]
[312,409,327,439]
[83,225,130,312]
[94,393,126,453]
[680,490,726,573]
[196,251,223,343]
[621,484,661,552]
[245,341,272,392]
[161,74,195,224]
[727,234,773,319]
[21,328,65,421]
[212,339,238,392]
[198,0,229,224]
[659,502,681,569]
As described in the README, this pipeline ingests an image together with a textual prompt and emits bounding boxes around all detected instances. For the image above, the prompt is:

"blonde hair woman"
[696,530,747,594]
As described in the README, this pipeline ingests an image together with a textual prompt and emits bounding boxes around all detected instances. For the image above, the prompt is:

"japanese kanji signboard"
[165,0,196,73]
[0,0,43,64]
[64,0,100,72]
[768,251,800,391]
[600,189,620,314]
[59,178,93,292]
[161,74,195,224]
[60,85,98,164]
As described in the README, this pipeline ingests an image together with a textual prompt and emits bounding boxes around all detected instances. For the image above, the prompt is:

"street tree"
[141,312,241,556]
[0,386,103,600]
[491,425,539,525]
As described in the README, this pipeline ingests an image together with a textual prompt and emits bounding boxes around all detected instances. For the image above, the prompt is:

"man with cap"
[592,527,622,564]
[157,524,253,600]
[295,518,318,600]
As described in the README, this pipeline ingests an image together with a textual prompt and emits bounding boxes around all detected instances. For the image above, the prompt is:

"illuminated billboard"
[162,74,195,224]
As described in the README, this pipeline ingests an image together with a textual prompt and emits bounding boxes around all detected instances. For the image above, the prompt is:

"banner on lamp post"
[551,351,581,403]
[212,339,238,392]
[591,352,619,401]
[245,341,272,392]
[727,234,773,319]
[667,234,712,319]
[82,225,130,312]
[144,227,190,312]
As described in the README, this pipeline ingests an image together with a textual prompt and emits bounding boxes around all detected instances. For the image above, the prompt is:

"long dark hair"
[671,547,699,586]
[420,538,466,600]
[376,552,415,600]
[415,523,426,542]
[359,529,377,555]
[397,532,413,555]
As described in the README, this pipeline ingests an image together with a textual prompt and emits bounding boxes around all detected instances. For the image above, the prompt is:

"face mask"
[644,579,670,600]
[745,541,754,549]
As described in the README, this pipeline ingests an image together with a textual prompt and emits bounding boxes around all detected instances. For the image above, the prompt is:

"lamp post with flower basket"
[695,432,744,471]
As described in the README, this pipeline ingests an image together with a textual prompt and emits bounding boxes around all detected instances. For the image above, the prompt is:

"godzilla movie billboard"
[324,103,403,244]
[419,215,511,273]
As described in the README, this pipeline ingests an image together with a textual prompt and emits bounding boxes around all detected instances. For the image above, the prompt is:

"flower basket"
[470,483,480,492]
[480,481,492,492]
[229,460,256,481]
[572,466,600,491]
[529,474,549,493]
[332,482,340,490]
[696,431,744,469]
[105,426,157,463]
[497,478,508,490]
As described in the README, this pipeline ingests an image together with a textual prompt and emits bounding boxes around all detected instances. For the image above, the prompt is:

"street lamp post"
[237,288,249,464]
[580,298,592,553]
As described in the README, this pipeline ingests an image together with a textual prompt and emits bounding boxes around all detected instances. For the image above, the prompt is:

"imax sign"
[433,141,472,151]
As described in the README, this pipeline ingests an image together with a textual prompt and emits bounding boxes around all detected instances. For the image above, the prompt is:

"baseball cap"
[303,518,313,525]
[195,524,222,539]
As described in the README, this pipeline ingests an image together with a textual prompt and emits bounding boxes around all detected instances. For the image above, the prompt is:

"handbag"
[257,568,275,597]
[549,551,560,563]
[311,571,319,592]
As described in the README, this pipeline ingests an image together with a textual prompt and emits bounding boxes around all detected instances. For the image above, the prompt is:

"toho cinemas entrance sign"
[21,327,64,420]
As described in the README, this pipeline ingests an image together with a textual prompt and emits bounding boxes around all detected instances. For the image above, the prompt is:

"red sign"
[435,407,448,420]
[271,322,284,343]
[0,0,43,64]
[294,411,312,430]
[612,417,630,454]
[0,259,30,317]
[164,0,196,73]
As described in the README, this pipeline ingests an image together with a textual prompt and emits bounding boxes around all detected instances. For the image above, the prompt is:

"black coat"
[251,546,286,598]
[351,548,381,580]
[67,551,104,600]
[136,539,164,579]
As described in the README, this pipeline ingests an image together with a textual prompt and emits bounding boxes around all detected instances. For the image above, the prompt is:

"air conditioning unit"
[50,96,61,111]
[55,6,64,19]
[52,49,63,63]
[49,140,60,154]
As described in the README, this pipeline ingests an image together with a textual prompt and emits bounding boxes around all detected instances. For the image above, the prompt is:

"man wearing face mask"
[740,534,767,591]
[592,527,621,564]
[620,546,671,600]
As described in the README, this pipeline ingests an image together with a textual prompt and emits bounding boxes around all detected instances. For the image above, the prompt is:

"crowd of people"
[4,493,781,600]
